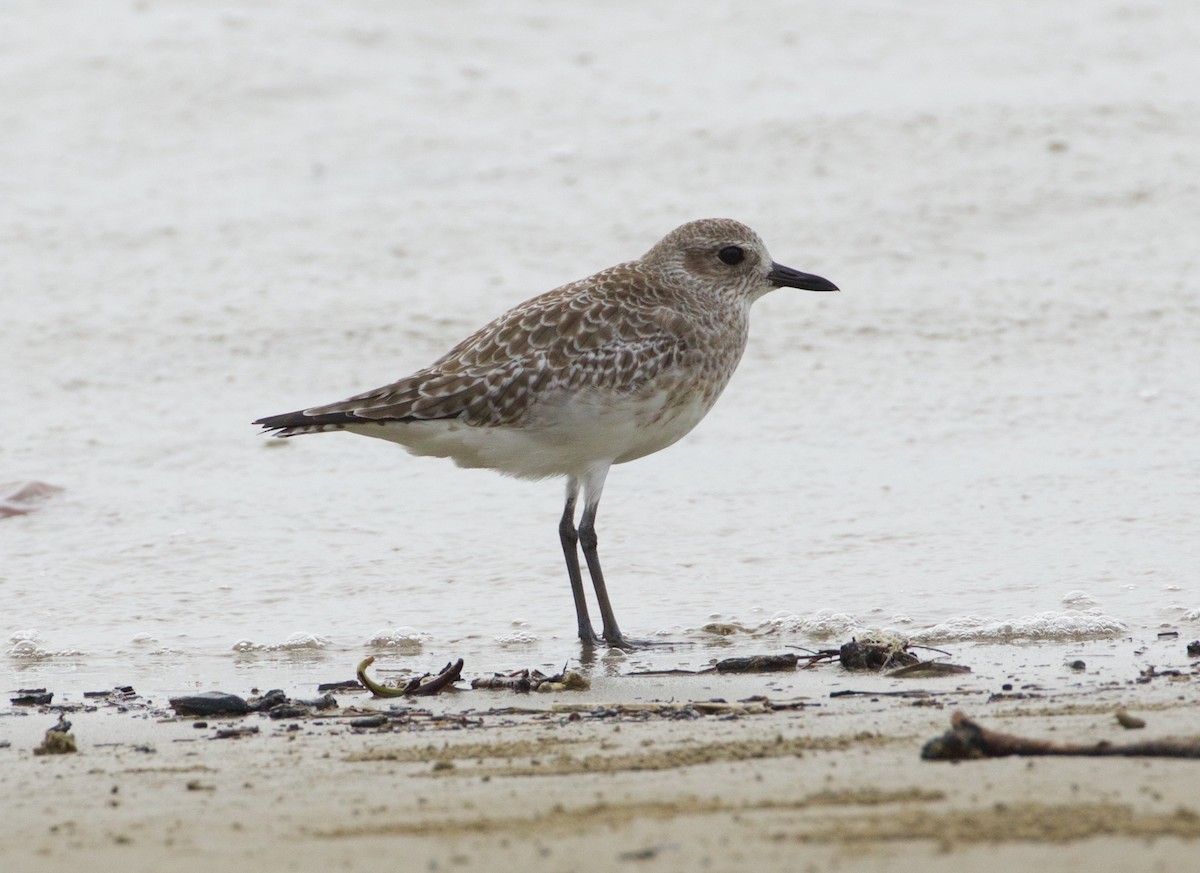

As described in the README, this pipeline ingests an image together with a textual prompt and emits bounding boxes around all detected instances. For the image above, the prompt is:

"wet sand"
[4,640,1199,872]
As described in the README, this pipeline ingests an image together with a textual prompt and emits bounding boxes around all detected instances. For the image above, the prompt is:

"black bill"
[767,262,839,292]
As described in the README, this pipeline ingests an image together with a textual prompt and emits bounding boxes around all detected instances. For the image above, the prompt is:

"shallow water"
[3,1,1199,697]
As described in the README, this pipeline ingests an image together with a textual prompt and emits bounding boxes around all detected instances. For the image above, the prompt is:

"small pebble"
[1115,710,1146,729]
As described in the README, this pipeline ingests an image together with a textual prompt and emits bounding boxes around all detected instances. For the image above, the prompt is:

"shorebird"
[255,218,837,648]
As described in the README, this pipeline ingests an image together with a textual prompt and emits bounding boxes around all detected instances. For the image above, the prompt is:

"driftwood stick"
[922,711,1200,760]
[471,671,534,692]
[409,659,465,696]
[356,656,464,698]
[714,654,800,673]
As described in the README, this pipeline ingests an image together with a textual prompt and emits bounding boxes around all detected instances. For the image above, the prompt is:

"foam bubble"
[7,638,50,659]
[366,627,428,649]
[7,629,85,659]
[908,611,1126,643]
[231,632,331,652]
[1061,589,1097,608]
[753,609,865,639]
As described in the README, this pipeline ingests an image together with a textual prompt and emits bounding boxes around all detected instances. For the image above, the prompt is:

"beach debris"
[357,656,464,698]
[1136,665,1186,684]
[245,689,338,718]
[830,689,940,699]
[714,654,799,673]
[839,638,919,671]
[83,686,137,701]
[537,671,589,692]
[887,661,971,679]
[921,712,1200,760]
[33,715,76,756]
[298,693,339,710]
[1115,710,1146,730]
[247,689,288,711]
[689,700,771,716]
[1187,640,1200,658]
[546,696,806,720]
[793,637,945,672]
[76,686,148,714]
[629,653,805,676]
[471,670,537,692]
[547,701,702,719]
[349,714,389,728]
[471,666,591,693]
[618,844,678,861]
[169,691,250,717]
[632,641,955,677]
[11,688,53,706]
[0,481,62,517]
[701,622,748,636]
[266,703,312,720]
[318,679,364,692]
[213,726,260,739]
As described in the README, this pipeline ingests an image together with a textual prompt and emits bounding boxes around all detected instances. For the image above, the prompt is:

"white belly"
[343,384,718,480]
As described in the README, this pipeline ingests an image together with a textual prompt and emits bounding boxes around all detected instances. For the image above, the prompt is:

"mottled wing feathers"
[255,265,691,434]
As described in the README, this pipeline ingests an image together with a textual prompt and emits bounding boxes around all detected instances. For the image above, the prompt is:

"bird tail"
[253,409,355,437]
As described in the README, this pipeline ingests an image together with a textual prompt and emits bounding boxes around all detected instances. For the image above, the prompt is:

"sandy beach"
[5,636,1200,872]
[4,0,1200,869]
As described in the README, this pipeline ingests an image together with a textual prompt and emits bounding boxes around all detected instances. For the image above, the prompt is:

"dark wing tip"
[253,409,367,432]
[254,410,302,431]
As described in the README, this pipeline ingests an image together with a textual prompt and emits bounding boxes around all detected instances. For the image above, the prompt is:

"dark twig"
[408,659,464,696]
[356,656,463,698]
[907,644,954,658]
[922,712,1200,760]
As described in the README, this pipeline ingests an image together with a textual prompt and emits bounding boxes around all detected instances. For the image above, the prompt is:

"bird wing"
[255,267,691,433]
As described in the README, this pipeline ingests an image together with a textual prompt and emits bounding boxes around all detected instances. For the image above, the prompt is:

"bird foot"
[601,633,674,651]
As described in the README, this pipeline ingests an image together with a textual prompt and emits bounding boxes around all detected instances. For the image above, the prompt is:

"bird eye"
[717,246,745,266]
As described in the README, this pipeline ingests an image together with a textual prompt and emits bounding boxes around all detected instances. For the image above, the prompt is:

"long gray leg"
[559,477,599,645]
[577,464,634,648]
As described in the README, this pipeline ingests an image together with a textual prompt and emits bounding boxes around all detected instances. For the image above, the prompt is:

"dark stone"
[247,689,288,712]
[169,692,249,717]
[267,704,311,720]
[317,679,363,692]
[296,693,338,710]
[11,692,53,706]
[214,726,259,739]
